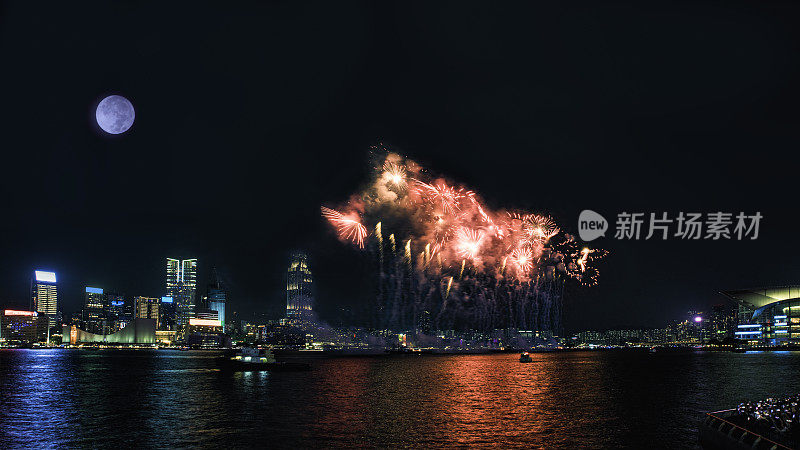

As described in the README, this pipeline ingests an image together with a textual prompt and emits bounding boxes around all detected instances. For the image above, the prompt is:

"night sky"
[2,2,800,332]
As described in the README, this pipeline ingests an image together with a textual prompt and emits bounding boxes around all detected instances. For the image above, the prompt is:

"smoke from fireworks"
[322,149,607,332]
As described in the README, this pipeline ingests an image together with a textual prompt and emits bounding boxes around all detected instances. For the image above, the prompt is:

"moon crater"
[96,95,135,134]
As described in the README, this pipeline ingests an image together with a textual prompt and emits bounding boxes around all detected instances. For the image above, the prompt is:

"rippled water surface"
[2,349,800,448]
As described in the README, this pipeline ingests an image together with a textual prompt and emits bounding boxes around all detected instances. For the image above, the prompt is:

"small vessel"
[649,346,658,354]
[218,348,310,372]
[519,352,533,363]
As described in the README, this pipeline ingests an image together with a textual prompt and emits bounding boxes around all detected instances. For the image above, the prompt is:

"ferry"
[217,348,310,372]
[519,352,533,363]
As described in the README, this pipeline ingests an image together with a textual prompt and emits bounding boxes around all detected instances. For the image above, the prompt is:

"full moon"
[96,95,135,134]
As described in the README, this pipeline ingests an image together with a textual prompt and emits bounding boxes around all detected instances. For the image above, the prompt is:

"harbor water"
[2,349,800,448]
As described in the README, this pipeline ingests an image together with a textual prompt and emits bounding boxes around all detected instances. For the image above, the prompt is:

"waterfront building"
[31,270,58,327]
[286,252,313,323]
[64,318,156,345]
[159,296,173,330]
[135,296,161,330]
[206,268,226,331]
[641,327,673,344]
[417,310,432,334]
[673,317,702,344]
[576,330,604,346]
[240,321,259,343]
[722,286,800,346]
[166,258,197,328]
[707,303,737,341]
[106,292,129,331]
[83,287,106,334]
[185,317,227,348]
[155,330,177,346]
[0,309,42,345]
[604,329,643,346]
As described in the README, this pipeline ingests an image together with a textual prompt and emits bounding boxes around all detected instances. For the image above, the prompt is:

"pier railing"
[701,409,792,450]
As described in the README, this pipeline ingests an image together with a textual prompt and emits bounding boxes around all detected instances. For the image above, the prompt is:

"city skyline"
[3,255,739,335]
[2,2,799,333]
[4,3,800,449]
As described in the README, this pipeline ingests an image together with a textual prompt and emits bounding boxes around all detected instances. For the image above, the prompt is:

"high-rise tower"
[206,267,226,330]
[83,287,106,334]
[286,252,313,322]
[135,296,161,330]
[165,258,197,328]
[31,270,58,327]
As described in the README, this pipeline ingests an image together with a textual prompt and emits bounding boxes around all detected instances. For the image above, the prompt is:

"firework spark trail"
[322,150,607,333]
[577,247,590,272]
[412,179,468,215]
[321,206,368,249]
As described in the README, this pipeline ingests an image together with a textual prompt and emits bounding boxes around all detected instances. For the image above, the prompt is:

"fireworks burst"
[322,152,605,282]
[321,206,368,249]
[454,227,485,261]
[412,180,468,215]
[524,214,560,242]
[382,160,407,189]
[322,150,607,332]
[509,247,533,273]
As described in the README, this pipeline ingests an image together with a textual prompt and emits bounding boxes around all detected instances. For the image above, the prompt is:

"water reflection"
[4,350,800,448]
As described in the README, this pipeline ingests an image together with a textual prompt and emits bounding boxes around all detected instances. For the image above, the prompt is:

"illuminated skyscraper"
[1,310,41,344]
[106,292,128,332]
[286,252,313,322]
[83,287,106,334]
[31,270,58,327]
[165,258,197,328]
[135,296,161,330]
[206,267,226,331]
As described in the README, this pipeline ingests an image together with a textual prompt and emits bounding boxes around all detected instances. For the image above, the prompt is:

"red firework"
[509,247,533,273]
[321,206,368,249]
[412,179,468,215]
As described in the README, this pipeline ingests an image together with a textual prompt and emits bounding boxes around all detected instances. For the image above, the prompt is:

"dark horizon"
[3,2,800,332]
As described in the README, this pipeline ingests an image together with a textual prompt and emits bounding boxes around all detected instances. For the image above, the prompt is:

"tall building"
[707,303,737,341]
[31,270,58,327]
[159,296,174,331]
[286,252,313,322]
[135,296,161,330]
[206,267,226,331]
[106,292,128,332]
[83,287,106,334]
[166,258,197,328]
[1,310,42,344]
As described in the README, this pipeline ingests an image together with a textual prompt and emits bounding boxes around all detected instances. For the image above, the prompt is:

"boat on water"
[519,352,533,363]
[217,348,310,372]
